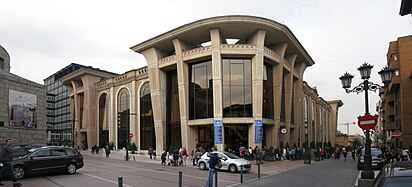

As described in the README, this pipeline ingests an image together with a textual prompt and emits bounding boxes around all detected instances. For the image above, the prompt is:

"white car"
[197,151,251,173]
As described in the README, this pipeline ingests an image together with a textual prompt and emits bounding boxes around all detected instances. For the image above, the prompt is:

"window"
[395,70,400,76]
[391,53,399,61]
[65,148,78,156]
[140,82,155,150]
[33,150,49,157]
[189,60,213,119]
[222,59,252,117]
[50,149,66,156]
[263,63,274,119]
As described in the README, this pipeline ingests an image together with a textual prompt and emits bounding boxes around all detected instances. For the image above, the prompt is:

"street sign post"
[358,114,377,130]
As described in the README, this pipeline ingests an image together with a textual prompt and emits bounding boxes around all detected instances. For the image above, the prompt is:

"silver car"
[197,151,251,173]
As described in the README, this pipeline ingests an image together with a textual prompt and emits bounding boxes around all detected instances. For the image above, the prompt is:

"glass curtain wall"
[117,88,130,149]
[263,63,274,119]
[222,59,252,117]
[140,82,155,150]
[189,60,213,119]
[166,70,182,150]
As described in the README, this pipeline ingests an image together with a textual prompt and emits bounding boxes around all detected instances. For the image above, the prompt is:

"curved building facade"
[63,15,342,153]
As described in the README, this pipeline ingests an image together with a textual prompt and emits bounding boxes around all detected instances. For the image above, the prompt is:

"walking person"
[0,139,21,186]
[148,146,154,160]
[203,149,218,187]
[105,145,111,158]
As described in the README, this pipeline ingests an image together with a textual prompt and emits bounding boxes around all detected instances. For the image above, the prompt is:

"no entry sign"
[358,114,378,130]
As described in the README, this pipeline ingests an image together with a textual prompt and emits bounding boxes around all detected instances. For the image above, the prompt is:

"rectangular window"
[189,60,213,119]
[222,59,252,117]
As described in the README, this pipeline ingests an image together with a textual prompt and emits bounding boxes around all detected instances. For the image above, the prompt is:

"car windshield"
[383,177,412,187]
[224,152,240,159]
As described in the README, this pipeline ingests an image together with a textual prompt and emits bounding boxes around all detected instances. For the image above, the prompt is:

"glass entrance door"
[224,124,249,154]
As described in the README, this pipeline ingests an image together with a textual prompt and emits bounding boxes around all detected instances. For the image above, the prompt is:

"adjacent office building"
[45,63,117,146]
[62,16,342,153]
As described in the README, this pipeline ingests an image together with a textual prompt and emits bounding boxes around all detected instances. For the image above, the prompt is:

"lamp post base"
[361,170,374,179]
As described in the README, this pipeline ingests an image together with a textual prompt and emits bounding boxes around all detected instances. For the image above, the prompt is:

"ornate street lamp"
[339,62,393,180]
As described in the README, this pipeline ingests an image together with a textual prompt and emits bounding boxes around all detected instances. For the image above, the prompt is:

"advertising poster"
[214,120,222,144]
[254,120,263,143]
[9,89,37,128]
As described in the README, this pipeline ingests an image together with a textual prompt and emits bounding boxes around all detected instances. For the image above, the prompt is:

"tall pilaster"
[141,48,167,155]
[249,30,266,148]
[210,28,224,151]
[173,38,194,151]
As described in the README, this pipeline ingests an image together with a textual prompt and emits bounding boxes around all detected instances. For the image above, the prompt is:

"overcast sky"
[1,0,411,136]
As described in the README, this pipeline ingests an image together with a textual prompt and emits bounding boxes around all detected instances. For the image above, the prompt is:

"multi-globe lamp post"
[339,62,393,180]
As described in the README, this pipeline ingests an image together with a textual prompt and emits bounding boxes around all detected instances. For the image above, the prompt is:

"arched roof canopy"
[131,15,314,66]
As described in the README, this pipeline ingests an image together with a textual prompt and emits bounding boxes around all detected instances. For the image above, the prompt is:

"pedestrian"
[342,147,347,161]
[351,149,356,161]
[96,145,99,154]
[0,138,21,186]
[148,146,154,159]
[91,145,96,154]
[203,149,218,187]
[105,145,111,158]
[181,147,187,166]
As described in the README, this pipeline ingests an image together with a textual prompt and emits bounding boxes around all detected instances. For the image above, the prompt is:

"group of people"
[381,146,412,163]
[160,147,189,167]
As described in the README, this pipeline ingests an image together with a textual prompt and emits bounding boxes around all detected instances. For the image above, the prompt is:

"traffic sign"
[358,114,377,130]
[129,133,133,138]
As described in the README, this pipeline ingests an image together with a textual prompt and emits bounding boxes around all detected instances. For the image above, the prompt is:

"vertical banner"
[254,120,263,143]
[214,120,223,144]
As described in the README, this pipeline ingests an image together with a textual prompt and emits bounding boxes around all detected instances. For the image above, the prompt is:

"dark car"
[373,161,412,187]
[357,148,388,170]
[12,146,84,179]
[12,144,41,158]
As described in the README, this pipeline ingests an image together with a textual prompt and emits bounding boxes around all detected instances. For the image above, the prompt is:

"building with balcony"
[380,35,412,148]
[62,15,342,153]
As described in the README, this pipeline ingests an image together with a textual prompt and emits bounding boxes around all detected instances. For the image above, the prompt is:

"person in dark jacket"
[203,149,218,187]
[0,139,20,186]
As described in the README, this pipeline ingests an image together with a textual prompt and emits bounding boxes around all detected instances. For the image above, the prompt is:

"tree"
[353,138,362,148]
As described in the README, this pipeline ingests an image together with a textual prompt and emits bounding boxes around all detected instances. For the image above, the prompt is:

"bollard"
[215,169,218,187]
[118,177,123,187]
[240,165,243,183]
[258,162,261,179]
[179,171,183,187]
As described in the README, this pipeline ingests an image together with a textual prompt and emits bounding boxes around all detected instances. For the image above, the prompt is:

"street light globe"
[378,66,394,84]
[339,72,354,89]
[357,62,374,80]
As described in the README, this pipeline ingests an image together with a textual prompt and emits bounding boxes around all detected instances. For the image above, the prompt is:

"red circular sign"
[129,133,133,138]
[358,114,378,130]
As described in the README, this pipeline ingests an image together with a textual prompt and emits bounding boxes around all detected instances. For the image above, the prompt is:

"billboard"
[9,89,37,128]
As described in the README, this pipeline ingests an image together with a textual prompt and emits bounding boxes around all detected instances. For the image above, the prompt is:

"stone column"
[248,30,266,149]
[141,48,167,155]
[210,28,224,151]
[130,80,137,146]
[272,43,287,148]
[81,75,101,149]
[173,38,194,151]
[109,87,116,148]
[71,81,81,148]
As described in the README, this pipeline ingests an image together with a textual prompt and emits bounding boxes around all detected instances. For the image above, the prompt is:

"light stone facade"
[62,15,342,153]
[0,46,46,145]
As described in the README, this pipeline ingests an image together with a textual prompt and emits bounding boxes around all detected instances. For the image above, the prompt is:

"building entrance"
[224,124,248,154]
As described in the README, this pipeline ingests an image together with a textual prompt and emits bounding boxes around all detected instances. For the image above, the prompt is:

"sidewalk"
[81,149,308,175]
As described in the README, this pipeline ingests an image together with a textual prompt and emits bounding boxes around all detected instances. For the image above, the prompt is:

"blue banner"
[214,120,223,144]
[254,120,263,143]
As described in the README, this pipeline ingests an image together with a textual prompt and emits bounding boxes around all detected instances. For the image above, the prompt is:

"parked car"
[373,161,412,187]
[357,148,388,170]
[12,146,84,179]
[197,151,251,173]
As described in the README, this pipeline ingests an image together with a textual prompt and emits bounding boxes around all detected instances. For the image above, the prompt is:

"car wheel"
[199,162,206,170]
[14,165,26,180]
[67,163,77,174]
[229,164,238,173]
